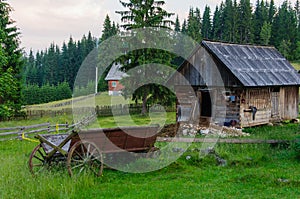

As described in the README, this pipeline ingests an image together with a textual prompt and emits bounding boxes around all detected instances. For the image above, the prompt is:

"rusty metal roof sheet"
[202,41,300,87]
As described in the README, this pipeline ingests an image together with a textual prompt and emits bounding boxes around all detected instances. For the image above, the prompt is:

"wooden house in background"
[105,63,127,96]
[175,40,300,127]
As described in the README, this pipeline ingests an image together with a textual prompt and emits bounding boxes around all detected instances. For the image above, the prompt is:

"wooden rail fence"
[0,115,96,142]
[25,104,176,119]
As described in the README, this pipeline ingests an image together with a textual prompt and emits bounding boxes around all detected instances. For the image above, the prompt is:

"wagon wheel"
[28,144,48,176]
[67,141,103,177]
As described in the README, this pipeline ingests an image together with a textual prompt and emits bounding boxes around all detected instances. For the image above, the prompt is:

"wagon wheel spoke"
[74,150,84,160]
[33,155,44,163]
[79,166,86,174]
[29,144,48,176]
[37,148,46,159]
[86,143,91,158]
[91,156,101,161]
[72,159,84,163]
[71,163,85,170]
[67,141,103,177]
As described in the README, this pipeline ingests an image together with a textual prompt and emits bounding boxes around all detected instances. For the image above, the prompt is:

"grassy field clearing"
[27,92,134,110]
[1,125,300,198]
[0,119,300,198]
[0,112,176,130]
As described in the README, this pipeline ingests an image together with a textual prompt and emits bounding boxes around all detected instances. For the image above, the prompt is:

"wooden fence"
[26,108,73,118]
[95,104,176,117]
[0,115,96,142]
[25,104,176,118]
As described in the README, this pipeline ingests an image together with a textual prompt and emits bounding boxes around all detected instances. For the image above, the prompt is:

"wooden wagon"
[28,125,159,176]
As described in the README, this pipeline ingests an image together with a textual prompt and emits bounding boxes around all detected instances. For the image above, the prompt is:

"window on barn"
[112,81,117,88]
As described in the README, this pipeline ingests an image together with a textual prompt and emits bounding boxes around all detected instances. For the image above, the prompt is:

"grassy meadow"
[1,124,300,198]
[27,92,135,111]
[0,110,300,198]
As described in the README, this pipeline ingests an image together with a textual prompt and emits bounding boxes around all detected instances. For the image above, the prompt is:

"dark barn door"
[200,90,212,117]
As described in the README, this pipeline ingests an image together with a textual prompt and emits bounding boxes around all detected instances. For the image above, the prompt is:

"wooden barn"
[174,40,300,127]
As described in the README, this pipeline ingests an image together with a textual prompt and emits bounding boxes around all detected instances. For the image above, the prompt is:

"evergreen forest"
[2,0,300,119]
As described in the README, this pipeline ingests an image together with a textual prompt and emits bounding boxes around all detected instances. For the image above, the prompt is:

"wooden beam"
[157,137,291,144]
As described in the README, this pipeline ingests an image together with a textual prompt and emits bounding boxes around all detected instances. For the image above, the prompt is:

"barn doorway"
[198,90,212,117]
[271,89,280,120]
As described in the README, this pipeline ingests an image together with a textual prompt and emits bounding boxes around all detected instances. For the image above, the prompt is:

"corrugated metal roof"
[105,63,128,81]
[202,40,300,87]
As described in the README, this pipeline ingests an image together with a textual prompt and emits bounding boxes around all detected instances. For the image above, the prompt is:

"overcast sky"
[9,0,288,54]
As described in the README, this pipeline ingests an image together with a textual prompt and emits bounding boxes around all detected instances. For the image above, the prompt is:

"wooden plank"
[0,131,21,136]
[0,126,21,131]
[25,128,50,135]
[23,123,50,129]
[0,123,50,131]
[157,137,290,144]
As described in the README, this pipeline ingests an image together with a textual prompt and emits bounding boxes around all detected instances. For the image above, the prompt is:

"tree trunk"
[141,91,148,115]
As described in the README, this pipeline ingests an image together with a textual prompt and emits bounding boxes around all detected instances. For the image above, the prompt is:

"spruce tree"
[232,0,239,42]
[181,19,187,33]
[0,1,23,120]
[253,0,269,44]
[117,0,174,30]
[202,5,212,39]
[116,0,175,115]
[238,0,253,43]
[222,0,235,42]
[101,15,113,42]
[253,0,263,43]
[271,0,297,53]
[260,21,272,45]
[268,0,276,23]
[187,8,202,42]
[175,15,181,32]
[212,6,222,40]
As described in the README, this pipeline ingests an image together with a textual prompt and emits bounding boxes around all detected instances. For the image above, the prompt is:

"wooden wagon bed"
[28,125,159,177]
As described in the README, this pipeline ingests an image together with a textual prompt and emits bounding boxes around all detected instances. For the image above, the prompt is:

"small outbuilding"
[105,63,127,96]
[175,40,300,127]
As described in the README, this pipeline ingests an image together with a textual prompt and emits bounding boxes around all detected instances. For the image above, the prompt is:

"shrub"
[22,82,72,105]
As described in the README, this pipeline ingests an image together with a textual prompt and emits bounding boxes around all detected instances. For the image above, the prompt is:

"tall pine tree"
[101,15,119,42]
[0,1,23,120]
[187,8,202,42]
[212,5,222,40]
[238,0,253,43]
[202,5,212,39]
[174,15,181,32]
[116,0,175,114]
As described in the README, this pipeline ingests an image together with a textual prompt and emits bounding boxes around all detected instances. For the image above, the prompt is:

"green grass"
[0,115,74,128]
[1,114,300,198]
[27,92,136,111]
[1,130,300,198]
[243,123,300,140]
[291,61,300,71]
[96,112,176,128]
[0,112,176,129]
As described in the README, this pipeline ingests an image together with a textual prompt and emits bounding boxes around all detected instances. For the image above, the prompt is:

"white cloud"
[9,0,110,53]
[8,0,297,53]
